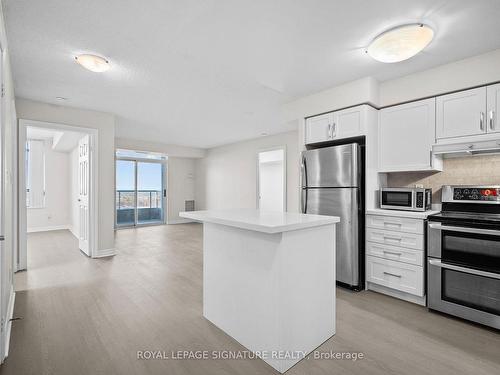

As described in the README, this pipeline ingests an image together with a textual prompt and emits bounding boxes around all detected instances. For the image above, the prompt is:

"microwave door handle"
[428,222,500,236]
[429,259,500,280]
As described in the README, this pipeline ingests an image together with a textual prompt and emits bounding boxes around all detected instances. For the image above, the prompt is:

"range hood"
[433,139,500,158]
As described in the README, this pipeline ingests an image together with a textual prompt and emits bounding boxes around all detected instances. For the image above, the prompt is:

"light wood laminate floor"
[2,225,499,375]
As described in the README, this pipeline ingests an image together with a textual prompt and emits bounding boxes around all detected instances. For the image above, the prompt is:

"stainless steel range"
[427,185,500,329]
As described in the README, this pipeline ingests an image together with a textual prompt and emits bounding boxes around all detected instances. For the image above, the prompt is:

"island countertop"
[179,209,340,234]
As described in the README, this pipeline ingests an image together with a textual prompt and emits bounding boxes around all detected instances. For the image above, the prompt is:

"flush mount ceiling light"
[366,23,434,63]
[75,54,110,72]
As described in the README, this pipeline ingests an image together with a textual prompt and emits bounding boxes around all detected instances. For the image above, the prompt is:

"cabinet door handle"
[383,250,403,256]
[332,122,337,138]
[480,112,485,131]
[327,123,332,139]
[383,271,402,278]
[490,110,495,131]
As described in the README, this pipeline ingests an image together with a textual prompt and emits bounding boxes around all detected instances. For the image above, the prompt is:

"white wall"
[195,131,299,212]
[0,0,18,362]
[283,76,379,123]
[16,99,116,254]
[167,157,196,223]
[27,140,71,232]
[379,48,500,106]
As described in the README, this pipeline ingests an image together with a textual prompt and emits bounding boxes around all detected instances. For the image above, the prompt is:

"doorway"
[115,150,167,227]
[18,120,98,270]
[257,147,286,212]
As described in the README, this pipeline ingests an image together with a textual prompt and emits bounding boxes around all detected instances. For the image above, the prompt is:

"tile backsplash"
[386,155,500,203]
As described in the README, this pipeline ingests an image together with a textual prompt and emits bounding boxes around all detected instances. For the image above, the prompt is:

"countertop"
[179,209,340,234]
[366,208,440,219]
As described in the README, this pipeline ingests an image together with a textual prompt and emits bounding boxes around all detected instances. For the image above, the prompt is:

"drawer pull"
[383,222,402,227]
[383,271,402,278]
[383,235,402,241]
[383,250,402,256]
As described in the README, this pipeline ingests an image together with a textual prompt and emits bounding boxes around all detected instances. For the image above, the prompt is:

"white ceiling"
[27,126,85,152]
[6,0,500,148]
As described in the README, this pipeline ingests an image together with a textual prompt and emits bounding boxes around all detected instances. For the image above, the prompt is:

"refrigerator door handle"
[301,188,308,213]
[301,154,308,213]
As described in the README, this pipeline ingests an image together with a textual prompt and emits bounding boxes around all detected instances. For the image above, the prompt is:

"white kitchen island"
[179,209,340,373]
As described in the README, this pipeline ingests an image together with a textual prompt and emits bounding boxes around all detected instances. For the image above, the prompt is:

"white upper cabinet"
[305,112,332,144]
[436,87,487,139]
[487,83,500,134]
[333,107,362,139]
[379,98,441,172]
[305,105,368,145]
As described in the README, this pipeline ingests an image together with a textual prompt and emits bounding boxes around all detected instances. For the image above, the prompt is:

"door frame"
[114,153,167,228]
[256,145,287,211]
[17,119,99,270]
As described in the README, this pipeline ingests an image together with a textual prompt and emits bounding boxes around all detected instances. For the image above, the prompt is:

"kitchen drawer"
[366,214,424,234]
[366,228,424,250]
[366,256,424,296]
[366,241,424,266]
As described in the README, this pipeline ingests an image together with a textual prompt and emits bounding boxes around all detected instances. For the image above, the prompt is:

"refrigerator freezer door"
[301,143,360,188]
[305,187,360,286]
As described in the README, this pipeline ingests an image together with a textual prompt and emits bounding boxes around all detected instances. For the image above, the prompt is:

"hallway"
[2,227,499,375]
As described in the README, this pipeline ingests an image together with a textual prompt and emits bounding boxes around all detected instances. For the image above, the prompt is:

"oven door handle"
[428,222,500,236]
[428,259,500,280]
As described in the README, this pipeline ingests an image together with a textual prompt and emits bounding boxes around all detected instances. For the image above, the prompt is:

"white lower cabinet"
[366,256,424,297]
[366,214,426,305]
[366,242,424,266]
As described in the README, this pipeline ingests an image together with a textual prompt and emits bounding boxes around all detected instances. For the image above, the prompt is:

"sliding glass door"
[116,156,166,227]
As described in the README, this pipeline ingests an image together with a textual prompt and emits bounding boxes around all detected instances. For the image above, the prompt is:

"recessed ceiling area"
[5,0,500,148]
[27,126,86,152]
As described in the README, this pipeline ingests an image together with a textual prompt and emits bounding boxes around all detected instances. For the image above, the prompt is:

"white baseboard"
[2,287,15,362]
[168,218,195,224]
[69,226,79,239]
[27,224,71,233]
[93,248,116,258]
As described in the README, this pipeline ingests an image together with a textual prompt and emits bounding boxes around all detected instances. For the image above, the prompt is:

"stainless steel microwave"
[380,187,432,211]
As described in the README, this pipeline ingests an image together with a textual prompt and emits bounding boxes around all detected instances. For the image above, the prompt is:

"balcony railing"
[116,190,163,225]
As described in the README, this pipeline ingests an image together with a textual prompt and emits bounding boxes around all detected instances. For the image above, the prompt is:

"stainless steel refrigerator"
[301,143,363,289]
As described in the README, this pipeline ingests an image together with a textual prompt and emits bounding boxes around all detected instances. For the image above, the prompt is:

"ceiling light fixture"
[75,54,110,72]
[366,23,434,63]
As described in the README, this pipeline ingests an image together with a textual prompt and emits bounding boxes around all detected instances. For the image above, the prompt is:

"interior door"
[78,135,90,256]
[304,187,359,286]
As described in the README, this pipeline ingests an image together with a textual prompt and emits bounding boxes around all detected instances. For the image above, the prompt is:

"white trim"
[69,226,78,239]
[27,224,71,233]
[3,288,15,362]
[92,248,115,258]
[17,119,99,269]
